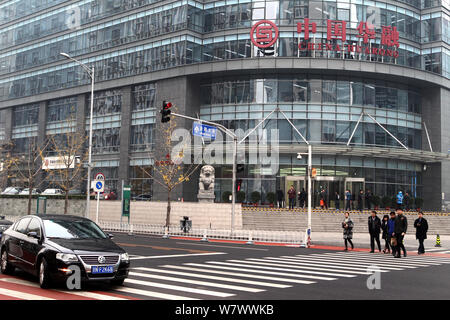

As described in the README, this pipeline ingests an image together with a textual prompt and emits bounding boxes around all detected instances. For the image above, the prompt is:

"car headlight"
[56,253,78,263]
[120,253,129,262]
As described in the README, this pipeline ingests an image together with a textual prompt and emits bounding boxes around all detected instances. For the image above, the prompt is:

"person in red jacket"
[287,186,296,210]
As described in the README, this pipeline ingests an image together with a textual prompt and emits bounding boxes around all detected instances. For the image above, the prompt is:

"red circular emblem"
[250,20,279,49]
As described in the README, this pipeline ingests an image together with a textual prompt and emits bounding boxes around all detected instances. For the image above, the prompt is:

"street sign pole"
[96,190,100,224]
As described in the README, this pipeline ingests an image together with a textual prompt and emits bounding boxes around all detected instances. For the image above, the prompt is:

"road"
[1,233,450,300]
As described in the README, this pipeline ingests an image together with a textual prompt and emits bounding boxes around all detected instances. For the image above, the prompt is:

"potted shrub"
[371,195,381,210]
[381,196,391,210]
[251,191,261,206]
[266,192,276,207]
[237,191,246,203]
[222,191,232,203]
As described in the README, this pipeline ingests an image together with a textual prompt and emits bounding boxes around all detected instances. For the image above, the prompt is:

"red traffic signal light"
[161,100,172,123]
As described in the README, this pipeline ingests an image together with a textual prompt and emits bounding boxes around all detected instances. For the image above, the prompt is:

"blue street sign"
[96,181,102,190]
[192,122,217,140]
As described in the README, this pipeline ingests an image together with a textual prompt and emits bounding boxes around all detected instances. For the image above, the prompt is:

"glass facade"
[0,0,449,101]
[0,0,448,207]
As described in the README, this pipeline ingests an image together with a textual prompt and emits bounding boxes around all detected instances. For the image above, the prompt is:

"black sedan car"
[0,214,129,289]
[0,216,13,240]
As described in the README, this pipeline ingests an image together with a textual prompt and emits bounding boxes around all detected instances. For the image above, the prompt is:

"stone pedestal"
[197,190,215,203]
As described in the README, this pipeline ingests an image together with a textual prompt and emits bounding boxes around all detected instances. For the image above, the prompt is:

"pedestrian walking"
[358,190,364,212]
[345,190,351,211]
[394,208,408,258]
[319,189,327,209]
[368,210,382,253]
[299,188,306,208]
[287,186,296,210]
[365,190,372,210]
[335,191,340,211]
[414,211,428,255]
[342,212,354,251]
[381,214,391,254]
[276,189,284,208]
[396,191,404,210]
[388,211,397,256]
[404,192,410,211]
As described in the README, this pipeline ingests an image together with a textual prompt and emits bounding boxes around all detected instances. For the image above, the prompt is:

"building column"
[118,86,132,198]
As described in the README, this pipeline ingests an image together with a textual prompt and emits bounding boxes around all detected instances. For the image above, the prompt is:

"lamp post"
[60,52,94,218]
[297,144,312,247]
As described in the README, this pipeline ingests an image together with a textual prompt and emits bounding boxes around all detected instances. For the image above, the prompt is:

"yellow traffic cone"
[435,234,441,247]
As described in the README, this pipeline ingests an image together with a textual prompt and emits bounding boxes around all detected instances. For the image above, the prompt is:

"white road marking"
[278,256,406,270]
[208,260,357,278]
[133,267,291,288]
[0,287,54,300]
[124,278,234,298]
[185,263,336,281]
[328,252,450,264]
[114,286,199,300]
[128,271,264,293]
[236,259,371,275]
[0,277,129,300]
[162,265,316,284]
[310,253,439,267]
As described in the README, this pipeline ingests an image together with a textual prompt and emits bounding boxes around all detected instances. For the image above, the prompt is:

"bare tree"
[8,137,50,214]
[139,114,200,230]
[44,121,88,214]
[0,141,18,192]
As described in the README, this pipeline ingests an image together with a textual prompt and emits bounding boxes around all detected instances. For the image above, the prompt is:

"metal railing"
[98,221,305,246]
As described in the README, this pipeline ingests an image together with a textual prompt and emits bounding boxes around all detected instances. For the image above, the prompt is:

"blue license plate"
[91,266,114,274]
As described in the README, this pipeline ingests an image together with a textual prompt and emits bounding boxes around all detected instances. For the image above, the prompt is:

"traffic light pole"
[169,112,238,234]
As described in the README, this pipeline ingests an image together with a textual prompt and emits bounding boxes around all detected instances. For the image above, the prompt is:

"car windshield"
[43,219,107,239]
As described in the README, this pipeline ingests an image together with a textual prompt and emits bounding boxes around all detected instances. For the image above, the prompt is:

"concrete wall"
[0,198,86,216]
[87,201,243,230]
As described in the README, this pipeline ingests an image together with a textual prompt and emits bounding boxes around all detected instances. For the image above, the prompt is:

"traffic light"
[160,100,172,123]
[236,179,242,192]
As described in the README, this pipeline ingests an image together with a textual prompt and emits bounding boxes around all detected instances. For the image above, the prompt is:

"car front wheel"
[39,258,52,288]
[1,249,14,275]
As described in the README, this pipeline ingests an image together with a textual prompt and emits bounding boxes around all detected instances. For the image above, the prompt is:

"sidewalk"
[310,232,450,251]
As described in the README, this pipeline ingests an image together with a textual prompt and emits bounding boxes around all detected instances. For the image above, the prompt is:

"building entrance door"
[313,176,342,209]
[345,178,365,210]
[284,176,306,208]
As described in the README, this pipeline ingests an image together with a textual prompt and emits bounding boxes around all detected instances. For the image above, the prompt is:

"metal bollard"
[246,231,254,245]
[201,229,208,242]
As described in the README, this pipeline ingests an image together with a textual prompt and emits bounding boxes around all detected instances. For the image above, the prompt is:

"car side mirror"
[108,233,114,239]
[27,231,40,239]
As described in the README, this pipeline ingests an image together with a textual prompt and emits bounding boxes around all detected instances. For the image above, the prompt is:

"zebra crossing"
[0,251,449,300]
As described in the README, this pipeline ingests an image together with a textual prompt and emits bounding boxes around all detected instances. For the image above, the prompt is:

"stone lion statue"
[199,165,215,192]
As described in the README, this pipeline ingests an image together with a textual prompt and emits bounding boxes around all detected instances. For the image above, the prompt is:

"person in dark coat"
[394,208,408,258]
[358,190,364,212]
[276,189,284,208]
[298,188,306,208]
[365,190,372,210]
[404,192,410,211]
[414,211,428,254]
[335,192,340,211]
[342,212,354,251]
[287,186,296,209]
[381,214,391,254]
[368,210,382,253]
[387,211,396,256]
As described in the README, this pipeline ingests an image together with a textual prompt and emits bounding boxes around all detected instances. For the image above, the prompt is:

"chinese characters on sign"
[251,19,399,58]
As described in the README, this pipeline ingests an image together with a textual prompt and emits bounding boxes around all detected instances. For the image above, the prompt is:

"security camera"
[297,153,302,160]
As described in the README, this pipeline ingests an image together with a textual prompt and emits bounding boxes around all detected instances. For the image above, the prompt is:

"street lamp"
[60,52,95,219]
[297,145,312,247]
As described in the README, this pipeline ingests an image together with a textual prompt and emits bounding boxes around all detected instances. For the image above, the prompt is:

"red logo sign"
[250,20,279,49]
